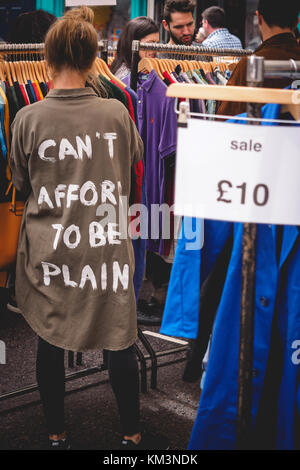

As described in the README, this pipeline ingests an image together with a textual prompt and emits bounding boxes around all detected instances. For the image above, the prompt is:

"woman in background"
[110,16,159,80]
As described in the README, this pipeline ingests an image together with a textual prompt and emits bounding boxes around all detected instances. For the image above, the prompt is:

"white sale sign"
[175,119,300,225]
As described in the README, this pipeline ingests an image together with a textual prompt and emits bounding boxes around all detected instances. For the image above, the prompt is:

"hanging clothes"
[124,59,231,258]
[124,70,178,255]
[161,102,300,450]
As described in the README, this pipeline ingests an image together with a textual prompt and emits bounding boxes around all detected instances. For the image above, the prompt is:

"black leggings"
[36,337,140,436]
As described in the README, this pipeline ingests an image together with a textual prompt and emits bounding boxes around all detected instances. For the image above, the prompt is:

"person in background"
[217,0,300,117]
[200,6,242,49]
[8,9,56,43]
[110,17,159,80]
[162,0,196,46]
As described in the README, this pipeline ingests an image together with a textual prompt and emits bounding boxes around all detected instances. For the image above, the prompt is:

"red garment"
[162,71,185,104]
[122,87,144,206]
[20,84,30,106]
[32,82,41,101]
[111,80,143,207]
[162,71,176,84]
[110,80,135,121]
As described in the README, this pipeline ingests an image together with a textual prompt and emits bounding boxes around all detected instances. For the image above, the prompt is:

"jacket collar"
[256,33,297,53]
[46,88,97,99]
[138,69,159,93]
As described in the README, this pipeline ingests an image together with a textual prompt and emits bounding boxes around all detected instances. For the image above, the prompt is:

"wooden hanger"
[0,61,5,81]
[19,61,27,83]
[22,60,31,81]
[26,60,33,81]
[18,61,26,84]
[3,62,13,86]
[40,60,49,82]
[163,59,174,75]
[94,58,109,79]
[153,58,166,78]
[30,60,38,81]
[95,57,126,88]
[8,61,17,83]
[15,61,23,83]
[34,61,43,82]
[166,84,300,120]
[183,60,194,73]
[158,58,168,74]
[138,57,163,80]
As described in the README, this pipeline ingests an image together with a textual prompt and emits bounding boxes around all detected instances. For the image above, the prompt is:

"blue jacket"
[160,103,300,449]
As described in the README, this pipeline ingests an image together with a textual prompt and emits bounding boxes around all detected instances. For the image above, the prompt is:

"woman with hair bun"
[10,6,168,451]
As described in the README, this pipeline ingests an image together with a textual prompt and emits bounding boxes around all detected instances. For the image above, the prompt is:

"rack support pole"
[101,40,108,64]
[237,55,264,450]
[130,40,140,92]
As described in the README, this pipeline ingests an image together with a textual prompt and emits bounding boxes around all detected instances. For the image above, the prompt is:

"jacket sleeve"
[122,107,144,167]
[160,218,233,340]
[217,58,248,117]
[10,112,31,199]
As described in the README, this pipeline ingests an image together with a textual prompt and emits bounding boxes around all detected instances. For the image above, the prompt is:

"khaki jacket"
[10,88,143,351]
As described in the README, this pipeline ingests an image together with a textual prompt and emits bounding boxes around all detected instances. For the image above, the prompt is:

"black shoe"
[49,439,71,450]
[137,309,162,326]
[137,298,162,315]
[121,432,170,451]
[147,296,162,311]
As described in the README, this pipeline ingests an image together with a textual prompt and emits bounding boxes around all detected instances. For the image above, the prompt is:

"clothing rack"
[0,41,110,63]
[167,57,300,449]
[130,40,253,91]
[263,59,300,79]
[107,46,117,66]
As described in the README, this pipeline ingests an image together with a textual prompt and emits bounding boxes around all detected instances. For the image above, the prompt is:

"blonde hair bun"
[45,5,98,73]
[64,5,94,24]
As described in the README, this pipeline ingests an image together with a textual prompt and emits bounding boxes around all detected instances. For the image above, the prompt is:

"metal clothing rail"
[264,59,300,79]
[67,331,160,394]
[0,41,110,63]
[0,343,188,406]
[0,346,186,410]
[130,40,253,91]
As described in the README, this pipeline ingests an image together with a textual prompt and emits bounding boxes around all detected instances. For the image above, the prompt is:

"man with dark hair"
[162,0,196,46]
[218,0,300,116]
[200,6,242,49]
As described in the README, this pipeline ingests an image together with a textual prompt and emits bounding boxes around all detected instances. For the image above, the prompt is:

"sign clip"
[178,101,190,128]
